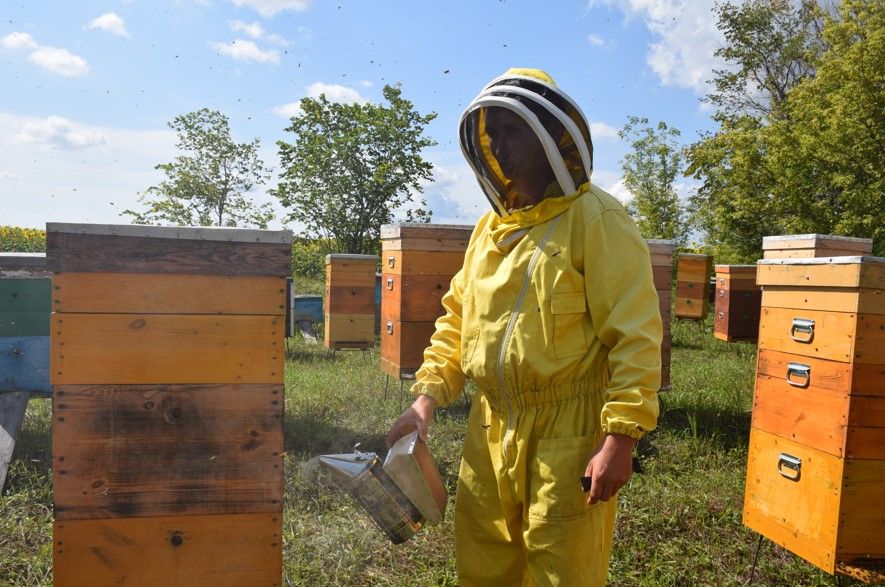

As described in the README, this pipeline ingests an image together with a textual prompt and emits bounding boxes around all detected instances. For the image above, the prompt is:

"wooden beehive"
[675,253,713,320]
[47,223,290,586]
[324,254,378,350]
[743,256,885,582]
[713,265,761,342]
[762,234,873,260]
[647,240,675,391]
[1,252,52,492]
[380,223,472,379]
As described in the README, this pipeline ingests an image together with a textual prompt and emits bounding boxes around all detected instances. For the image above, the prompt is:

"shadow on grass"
[284,412,389,458]
[658,402,752,449]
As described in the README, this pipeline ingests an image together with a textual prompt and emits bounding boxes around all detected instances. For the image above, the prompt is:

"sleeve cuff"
[601,421,648,440]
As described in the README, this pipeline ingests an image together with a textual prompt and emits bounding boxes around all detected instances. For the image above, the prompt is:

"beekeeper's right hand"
[386,394,437,447]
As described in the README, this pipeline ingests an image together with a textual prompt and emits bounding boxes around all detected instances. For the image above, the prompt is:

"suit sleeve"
[584,208,662,439]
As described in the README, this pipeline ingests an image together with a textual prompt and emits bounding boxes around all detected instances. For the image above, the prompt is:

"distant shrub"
[291,239,326,281]
[0,226,46,252]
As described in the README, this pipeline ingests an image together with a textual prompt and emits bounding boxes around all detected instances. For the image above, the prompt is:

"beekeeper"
[386,68,662,586]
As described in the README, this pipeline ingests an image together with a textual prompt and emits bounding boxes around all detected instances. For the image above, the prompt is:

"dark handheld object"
[580,476,592,493]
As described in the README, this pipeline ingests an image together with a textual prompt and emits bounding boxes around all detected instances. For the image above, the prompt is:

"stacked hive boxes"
[1,253,51,491]
[324,254,378,350]
[675,253,713,320]
[763,234,873,259]
[647,240,675,391]
[743,256,885,582]
[380,224,472,379]
[713,265,761,342]
[48,223,290,586]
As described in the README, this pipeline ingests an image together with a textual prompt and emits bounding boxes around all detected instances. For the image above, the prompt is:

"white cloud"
[591,169,635,203]
[1,32,39,50]
[359,80,372,88]
[591,0,723,94]
[230,19,264,38]
[273,82,369,119]
[305,82,367,104]
[0,171,20,182]
[272,101,304,118]
[1,32,89,77]
[210,39,280,63]
[587,33,605,46]
[231,0,311,18]
[29,47,90,77]
[589,121,620,141]
[15,116,107,149]
[88,12,130,37]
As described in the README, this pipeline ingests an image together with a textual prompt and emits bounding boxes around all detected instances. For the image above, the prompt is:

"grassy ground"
[0,312,866,586]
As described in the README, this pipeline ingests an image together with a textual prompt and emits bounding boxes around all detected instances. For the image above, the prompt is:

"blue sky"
[1,0,727,230]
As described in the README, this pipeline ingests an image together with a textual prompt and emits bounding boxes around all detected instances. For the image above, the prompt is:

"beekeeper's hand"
[584,433,636,505]
[386,394,437,447]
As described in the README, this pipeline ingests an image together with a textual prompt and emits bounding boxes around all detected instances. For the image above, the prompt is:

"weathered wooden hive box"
[47,223,291,587]
[675,253,713,320]
[713,265,761,342]
[647,240,675,391]
[763,234,873,260]
[380,223,472,379]
[743,256,885,583]
[1,253,51,395]
[324,254,378,350]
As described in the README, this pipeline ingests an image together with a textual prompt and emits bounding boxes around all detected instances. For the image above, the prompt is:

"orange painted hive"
[324,254,378,350]
[647,240,675,391]
[762,233,873,260]
[713,265,761,342]
[743,255,885,583]
[47,223,291,587]
[675,253,713,320]
[379,223,472,379]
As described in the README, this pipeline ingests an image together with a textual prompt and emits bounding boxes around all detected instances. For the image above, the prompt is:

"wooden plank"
[762,234,873,252]
[0,391,30,493]
[758,307,858,363]
[757,262,885,289]
[325,286,375,315]
[756,349,885,397]
[47,232,291,277]
[752,374,851,458]
[53,273,286,315]
[743,428,842,574]
[651,265,672,290]
[380,319,436,374]
[856,313,885,364]
[52,314,283,385]
[380,223,475,241]
[291,295,323,323]
[0,279,52,312]
[381,273,451,322]
[0,336,50,395]
[761,287,883,315]
[382,250,467,276]
[381,237,471,252]
[323,313,374,347]
[674,297,706,319]
[0,310,50,337]
[52,384,283,520]
[838,459,885,558]
[324,270,376,287]
[54,512,282,586]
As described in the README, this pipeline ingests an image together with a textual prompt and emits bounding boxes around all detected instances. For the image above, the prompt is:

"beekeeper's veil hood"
[459,68,594,217]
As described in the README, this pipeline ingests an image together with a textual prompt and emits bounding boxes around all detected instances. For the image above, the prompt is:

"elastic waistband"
[480,376,605,413]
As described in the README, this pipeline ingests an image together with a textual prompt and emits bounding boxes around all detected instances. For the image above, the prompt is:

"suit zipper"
[497,215,564,465]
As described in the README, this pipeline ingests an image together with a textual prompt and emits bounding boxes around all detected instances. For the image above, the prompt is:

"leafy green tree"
[619,117,686,245]
[686,0,884,262]
[124,108,273,228]
[274,84,436,255]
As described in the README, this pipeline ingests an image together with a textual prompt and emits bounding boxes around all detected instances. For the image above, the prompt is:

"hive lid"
[715,264,757,275]
[0,252,50,278]
[383,431,447,524]
[324,254,379,263]
[756,255,885,288]
[757,256,884,266]
[380,223,474,241]
[762,233,873,249]
[46,222,293,244]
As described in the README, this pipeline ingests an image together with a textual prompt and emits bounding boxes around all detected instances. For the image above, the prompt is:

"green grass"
[0,312,866,586]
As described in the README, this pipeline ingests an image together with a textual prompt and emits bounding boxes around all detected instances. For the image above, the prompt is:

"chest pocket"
[551,290,588,359]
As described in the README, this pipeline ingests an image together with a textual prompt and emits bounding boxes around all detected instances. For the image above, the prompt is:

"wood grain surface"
[52,384,283,520]
[47,232,291,277]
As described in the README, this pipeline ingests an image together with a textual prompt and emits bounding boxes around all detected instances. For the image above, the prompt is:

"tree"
[274,84,436,255]
[123,109,273,228]
[619,117,687,245]
[686,0,884,262]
